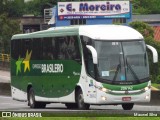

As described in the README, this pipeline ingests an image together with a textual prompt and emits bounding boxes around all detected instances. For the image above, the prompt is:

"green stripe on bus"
[102,82,148,91]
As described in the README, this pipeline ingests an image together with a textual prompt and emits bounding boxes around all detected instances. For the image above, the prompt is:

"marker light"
[145,95,150,100]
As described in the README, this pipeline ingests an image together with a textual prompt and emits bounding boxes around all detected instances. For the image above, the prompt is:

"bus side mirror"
[86,45,98,64]
[146,45,158,63]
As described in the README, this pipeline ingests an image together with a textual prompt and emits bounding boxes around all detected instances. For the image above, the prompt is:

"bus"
[11,25,158,110]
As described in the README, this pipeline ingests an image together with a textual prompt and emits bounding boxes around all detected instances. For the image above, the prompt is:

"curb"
[149,91,160,105]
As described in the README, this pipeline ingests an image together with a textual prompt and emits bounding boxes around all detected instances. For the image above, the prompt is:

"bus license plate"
[122,97,131,101]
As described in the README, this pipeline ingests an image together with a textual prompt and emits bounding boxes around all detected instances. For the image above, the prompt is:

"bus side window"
[56,36,81,62]
[22,39,32,58]
[56,37,66,60]
[42,37,56,60]
[69,36,81,62]
[11,39,21,59]
[32,38,42,60]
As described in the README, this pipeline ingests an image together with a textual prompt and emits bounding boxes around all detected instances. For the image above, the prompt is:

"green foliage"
[156,75,160,84]
[0,0,25,17]
[132,0,160,14]
[23,0,59,16]
[0,14,21,53]
[129,21,160,83]
[129,21,154,38]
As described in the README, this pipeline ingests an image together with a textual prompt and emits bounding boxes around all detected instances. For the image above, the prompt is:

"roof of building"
[133,14,160,22]
[154,26,160,41]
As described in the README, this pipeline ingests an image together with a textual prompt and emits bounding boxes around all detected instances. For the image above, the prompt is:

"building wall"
[20,16,49,33]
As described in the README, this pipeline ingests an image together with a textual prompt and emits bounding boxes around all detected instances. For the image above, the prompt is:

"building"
[22,1,132,33]
[20,15,49,33]
[48,1,132,27]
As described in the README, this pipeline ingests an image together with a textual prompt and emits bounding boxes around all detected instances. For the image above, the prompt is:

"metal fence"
[0,53,10,70]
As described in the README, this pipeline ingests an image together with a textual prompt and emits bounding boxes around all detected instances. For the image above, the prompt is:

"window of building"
[112,18,126,24]
[70,19,86,25]
[23,25,40,33]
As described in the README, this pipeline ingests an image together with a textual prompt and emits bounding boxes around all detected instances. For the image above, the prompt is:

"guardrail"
[0,53,10,62]
[0,53,10,70]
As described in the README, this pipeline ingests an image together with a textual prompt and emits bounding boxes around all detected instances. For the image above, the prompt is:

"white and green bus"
[11,25,158,110]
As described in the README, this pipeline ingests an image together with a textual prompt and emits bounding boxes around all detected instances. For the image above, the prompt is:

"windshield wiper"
[126,58,140,83]
[112,64,121,83]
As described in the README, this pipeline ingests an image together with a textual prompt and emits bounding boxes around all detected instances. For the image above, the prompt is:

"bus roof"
[11,25,143,40]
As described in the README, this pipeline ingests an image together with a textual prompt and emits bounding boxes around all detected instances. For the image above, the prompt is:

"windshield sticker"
[89,80,94,87]
[102,71,109,76]
[120,75,126,81]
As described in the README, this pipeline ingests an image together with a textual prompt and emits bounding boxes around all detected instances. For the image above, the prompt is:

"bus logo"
[16,50,32,75]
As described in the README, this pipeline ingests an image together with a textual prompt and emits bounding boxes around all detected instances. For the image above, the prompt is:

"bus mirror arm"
[86,45,98,64]
[146,45,158,63]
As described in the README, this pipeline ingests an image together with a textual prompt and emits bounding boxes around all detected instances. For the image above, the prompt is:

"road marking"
[0,75,10,80]
[0,96,11,99]
[0,103,26,106]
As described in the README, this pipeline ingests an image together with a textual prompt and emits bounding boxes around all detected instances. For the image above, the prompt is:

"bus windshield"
[94,40,149,83]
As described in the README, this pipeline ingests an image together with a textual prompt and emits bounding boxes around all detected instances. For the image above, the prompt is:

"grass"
[152,83,160,90]
[0,117,160,120]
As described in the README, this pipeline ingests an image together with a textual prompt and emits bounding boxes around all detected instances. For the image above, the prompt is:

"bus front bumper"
[96,89,151,104]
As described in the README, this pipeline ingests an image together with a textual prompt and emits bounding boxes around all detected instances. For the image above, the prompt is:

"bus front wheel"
[28,88,46,108]
[76,89,90,110]
[122,103,134,110]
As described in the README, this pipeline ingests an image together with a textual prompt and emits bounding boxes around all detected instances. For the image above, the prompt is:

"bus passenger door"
[84,51,97,104]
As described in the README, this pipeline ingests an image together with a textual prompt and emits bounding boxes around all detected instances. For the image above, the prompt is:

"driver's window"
[80,36,95,78]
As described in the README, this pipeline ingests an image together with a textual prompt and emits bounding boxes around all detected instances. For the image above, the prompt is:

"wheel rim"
[29,93,34,106]
[78,94,84,108]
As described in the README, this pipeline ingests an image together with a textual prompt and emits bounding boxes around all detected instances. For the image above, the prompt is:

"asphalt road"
[0,70,160,117]
[0,95,160,112]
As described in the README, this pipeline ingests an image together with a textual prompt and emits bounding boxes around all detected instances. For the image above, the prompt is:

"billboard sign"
[58,1,130,20]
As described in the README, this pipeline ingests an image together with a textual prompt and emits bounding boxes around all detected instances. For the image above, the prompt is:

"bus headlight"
[101,96,107,101]
[95,85,110,93]
[99,87,109,93]
[144,85,151,91]
[144,87,149,91]
[101,88,108,92]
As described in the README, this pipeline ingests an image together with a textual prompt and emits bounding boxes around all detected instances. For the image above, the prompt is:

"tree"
[0,0,25,17]
[132,0,160,14]
[129,21,160,83]
[0,14,21,53]
[24,0,56,16]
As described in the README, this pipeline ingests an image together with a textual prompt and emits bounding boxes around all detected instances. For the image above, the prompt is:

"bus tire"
[28,88,46,108]
[65,103,78,109]
[76,89,90,110]
[122,103,134,110]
